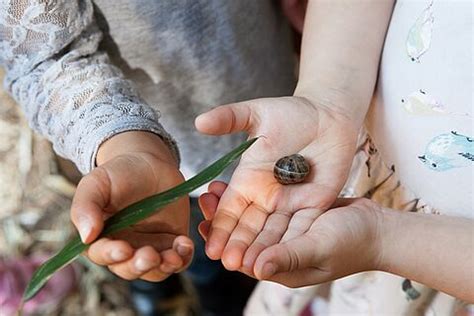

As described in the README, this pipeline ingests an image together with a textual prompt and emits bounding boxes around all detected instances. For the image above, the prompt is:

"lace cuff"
[80,115,180,174]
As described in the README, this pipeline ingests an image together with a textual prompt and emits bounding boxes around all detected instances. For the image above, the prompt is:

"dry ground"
[0,69,136,316]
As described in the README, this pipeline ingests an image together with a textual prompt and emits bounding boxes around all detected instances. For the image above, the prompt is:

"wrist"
[292,91,364,136]
[96,131,177,166]
[294,80,370,127]
[374,207,403,273]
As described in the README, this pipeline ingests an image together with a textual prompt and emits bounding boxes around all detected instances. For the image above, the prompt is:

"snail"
[273,154,310,184]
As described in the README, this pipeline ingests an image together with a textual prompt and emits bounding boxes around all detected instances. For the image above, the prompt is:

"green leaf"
[23,137,258,302]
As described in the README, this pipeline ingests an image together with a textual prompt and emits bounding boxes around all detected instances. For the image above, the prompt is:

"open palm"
[195,96,360,272]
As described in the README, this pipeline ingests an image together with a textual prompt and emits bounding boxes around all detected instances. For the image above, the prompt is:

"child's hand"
[199,183,382,287]
[70,131,193,282]
[195,96,360,272]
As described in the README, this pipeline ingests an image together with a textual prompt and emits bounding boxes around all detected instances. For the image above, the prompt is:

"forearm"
[294,0,394,124]
[378,209,474,302]
[11,49,178,174]
[0,0,179,174]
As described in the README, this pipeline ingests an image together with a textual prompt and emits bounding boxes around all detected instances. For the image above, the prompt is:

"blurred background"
[0,68,138,315]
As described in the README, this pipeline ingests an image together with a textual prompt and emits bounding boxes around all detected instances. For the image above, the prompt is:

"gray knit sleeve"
[0,0,179,174]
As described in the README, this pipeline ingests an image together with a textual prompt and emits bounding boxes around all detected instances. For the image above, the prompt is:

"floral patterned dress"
[245,1,473,315]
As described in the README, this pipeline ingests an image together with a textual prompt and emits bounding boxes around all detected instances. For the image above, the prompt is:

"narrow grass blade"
[23,137,258,302]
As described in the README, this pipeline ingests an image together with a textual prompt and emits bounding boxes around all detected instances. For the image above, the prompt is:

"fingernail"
[261,262,276,279]
[205,243,217,258]
[135,258,150,272]
[177,244,192,257]
[110,249,128,261]
[195,114,204,126]
[78,217,92,242]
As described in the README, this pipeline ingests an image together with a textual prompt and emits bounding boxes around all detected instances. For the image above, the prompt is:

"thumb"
[70,167,110,243]
[195,103,254,135]
[254,235,316,280]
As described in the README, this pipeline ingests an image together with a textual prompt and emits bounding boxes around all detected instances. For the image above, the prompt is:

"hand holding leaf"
[23,138,258,302]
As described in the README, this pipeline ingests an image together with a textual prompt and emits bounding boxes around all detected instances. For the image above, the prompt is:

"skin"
[199,182,474,303]
[195,96,359,273]
[194,0,394,272]
[71,131,193,281]
[70,0,395,282]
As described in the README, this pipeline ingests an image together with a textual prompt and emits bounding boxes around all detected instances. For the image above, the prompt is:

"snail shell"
[273,154,310,184]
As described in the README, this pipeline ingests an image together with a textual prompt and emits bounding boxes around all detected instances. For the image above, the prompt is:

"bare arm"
[197,194,474,302]
[193,0,396,269]
[295,0,395,125]
[379,209,474,302]
[294,0,474,300]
